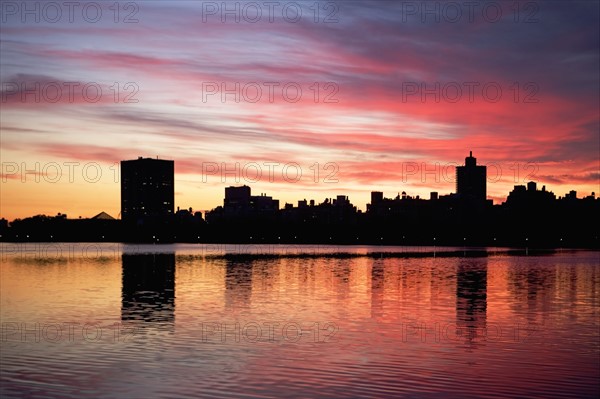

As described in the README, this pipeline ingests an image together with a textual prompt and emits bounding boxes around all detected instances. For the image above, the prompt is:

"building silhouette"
[223,185,279,213]
[506,181,556,206]
[121,157,174,225]
[207,185,279,222]
[371,191,384,206]
[456,151,486,202]
[225,185,251,208]
[3,151,598,247]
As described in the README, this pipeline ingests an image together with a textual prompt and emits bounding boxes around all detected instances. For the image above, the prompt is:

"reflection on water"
[121,253,175,325]
[0,244,598,399]
[224,260,253,311]
[456,259,487,348]
[370,261,384,320]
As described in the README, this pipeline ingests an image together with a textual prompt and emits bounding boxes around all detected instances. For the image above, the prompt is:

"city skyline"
[1,150,596,223]
[3,150,597,247]
[1,1,599,221]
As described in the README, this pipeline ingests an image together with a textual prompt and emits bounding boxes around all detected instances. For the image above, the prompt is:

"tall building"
[224,185,251,207]
[371,191,383,205]
[456,151,486,201]
[121,157,174,224]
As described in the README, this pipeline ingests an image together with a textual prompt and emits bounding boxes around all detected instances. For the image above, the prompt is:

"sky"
[1,0,599,221]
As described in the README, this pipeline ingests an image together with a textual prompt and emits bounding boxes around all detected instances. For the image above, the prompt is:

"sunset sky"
[1,0,598,221]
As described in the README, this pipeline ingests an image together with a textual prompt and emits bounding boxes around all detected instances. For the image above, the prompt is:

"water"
[1,244,598,398]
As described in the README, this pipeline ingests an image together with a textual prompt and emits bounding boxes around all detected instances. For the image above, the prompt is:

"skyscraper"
[121,157,174,224]
[456,151,486,201]
[224,185,251,208]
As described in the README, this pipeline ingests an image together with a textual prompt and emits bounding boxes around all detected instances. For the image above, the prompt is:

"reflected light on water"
[1,244,598,398]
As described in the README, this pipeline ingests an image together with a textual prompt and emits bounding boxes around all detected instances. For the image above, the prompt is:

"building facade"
[121,157,174,224]
[456,151,486,202]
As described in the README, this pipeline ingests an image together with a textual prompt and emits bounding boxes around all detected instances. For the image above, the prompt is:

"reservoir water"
[1,244,598,398]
